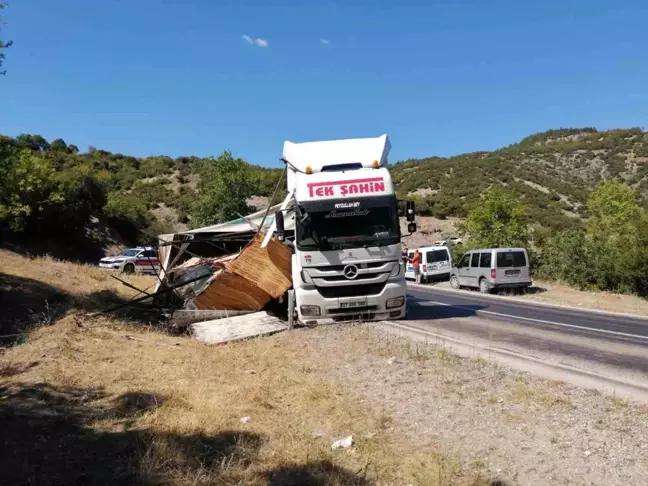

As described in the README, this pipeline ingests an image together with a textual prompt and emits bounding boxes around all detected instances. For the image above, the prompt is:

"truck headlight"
[386,296,405,309]
[300,305,321,316]
[389,263,402,278]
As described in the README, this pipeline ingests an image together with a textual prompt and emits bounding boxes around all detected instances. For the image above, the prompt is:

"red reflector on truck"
[491,269,496,279]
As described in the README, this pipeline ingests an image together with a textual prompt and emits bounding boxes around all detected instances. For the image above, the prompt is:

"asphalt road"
[406,284,648,346]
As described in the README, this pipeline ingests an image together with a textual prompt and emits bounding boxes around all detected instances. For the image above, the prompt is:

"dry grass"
[1,248,156,339]
[0,248,155,300]
[0,250,488,485]
[0,320,477,485]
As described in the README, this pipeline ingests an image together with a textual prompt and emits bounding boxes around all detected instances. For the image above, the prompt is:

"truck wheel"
[479,278,490,294]
[123,263,135,274]
[450,275,460,289]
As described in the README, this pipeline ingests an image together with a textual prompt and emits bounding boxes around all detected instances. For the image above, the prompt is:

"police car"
[98,247,160,274]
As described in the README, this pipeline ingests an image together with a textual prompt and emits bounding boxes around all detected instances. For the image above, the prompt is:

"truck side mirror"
[408,222,417,234]
[275,210,285,242]
[406,201,415,222]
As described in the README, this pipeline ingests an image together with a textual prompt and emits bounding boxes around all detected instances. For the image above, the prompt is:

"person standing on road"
[409,249,421,283]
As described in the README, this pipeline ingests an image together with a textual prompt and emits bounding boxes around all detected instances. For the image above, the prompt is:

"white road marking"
[415,300,648,341]
[408,282,648,321]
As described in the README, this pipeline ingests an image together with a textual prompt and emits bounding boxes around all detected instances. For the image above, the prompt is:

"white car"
[99,247,160,274]
[435,237,462,246]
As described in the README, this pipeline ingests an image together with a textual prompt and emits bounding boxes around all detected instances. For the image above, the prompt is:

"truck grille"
[317,283,386,299]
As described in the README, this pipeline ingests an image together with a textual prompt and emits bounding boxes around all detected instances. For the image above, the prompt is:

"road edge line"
[374,320,648,403]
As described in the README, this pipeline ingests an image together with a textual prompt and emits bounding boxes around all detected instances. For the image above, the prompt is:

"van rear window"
[426,249,449,263]
[496,251,527,268]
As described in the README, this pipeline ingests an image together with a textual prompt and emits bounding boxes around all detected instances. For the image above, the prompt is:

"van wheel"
[123,263,135,274]
[450,275,460,289]
[479,278,490,294]
[420,275,427,285]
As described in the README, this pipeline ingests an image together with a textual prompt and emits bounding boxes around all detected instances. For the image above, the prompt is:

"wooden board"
[191,312,288,345]
[171,309,254,328]
[228,233,292,299]
[194,271,271,311]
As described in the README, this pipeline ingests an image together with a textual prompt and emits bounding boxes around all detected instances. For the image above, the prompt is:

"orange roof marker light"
[372,160,380,168]
[305,165,313,174]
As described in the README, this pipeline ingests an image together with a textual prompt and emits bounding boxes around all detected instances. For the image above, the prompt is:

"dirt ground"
[3,249,648,485]
[400,216,460,249]
[280,325,648,486]
[0,249,491,485]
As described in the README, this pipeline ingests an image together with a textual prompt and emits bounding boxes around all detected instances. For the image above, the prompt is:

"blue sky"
[1,0,647,167]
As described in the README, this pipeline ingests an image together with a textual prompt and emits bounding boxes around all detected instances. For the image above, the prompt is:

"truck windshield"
[297,202,400,250]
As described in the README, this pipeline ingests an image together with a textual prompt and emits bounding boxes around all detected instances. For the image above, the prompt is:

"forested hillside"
[0,134,283,260]
[2,128,647,261]
[392,128,648,230]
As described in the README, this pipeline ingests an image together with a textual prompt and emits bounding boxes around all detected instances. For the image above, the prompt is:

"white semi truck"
[267,134,417,325]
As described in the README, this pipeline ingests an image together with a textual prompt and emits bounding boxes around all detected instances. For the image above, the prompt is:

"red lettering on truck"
[307,178,386,198]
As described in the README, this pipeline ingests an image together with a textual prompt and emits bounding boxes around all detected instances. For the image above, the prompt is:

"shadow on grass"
[0,272,164,346]
[0,382,369,486]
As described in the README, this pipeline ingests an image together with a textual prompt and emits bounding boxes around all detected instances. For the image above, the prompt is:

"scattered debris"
[387,356,396,365]
[246,369,257,375]
[191,311,288,345]
[240,416,251,424]
[312,430,326,439]
[331,435,353,450]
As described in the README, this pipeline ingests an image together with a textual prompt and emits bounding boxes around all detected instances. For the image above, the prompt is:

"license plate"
[340,300,367,309]
[505,270,520,277]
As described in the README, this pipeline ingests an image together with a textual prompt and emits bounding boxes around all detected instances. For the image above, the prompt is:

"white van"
[450,248,531,293]
[405,245,452,284]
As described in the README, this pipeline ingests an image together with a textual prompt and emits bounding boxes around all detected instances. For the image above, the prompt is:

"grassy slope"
[0,250,490,485]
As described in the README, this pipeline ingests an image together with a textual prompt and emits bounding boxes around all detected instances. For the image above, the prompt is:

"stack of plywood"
[194,233,292,311]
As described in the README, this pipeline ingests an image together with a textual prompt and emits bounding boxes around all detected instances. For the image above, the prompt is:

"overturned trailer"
[154,205,296,315]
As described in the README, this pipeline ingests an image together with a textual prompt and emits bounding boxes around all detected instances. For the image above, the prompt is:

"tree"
[0,2,12,75]
[50,138,69,152]
[587,181,641,241]
[16,134,50,152]
[0,151,62,230]
[459,187,529,248]
[191,151,254,228]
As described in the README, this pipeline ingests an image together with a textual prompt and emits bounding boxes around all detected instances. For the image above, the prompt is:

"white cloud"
[242,35,269,48]
[320,39,330,45]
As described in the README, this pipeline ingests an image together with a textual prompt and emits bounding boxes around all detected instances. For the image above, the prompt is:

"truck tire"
[450,275,460,289]
[479,278,490,294]
[123,263,135,274]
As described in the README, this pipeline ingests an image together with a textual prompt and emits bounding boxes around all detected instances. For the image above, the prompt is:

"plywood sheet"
[191,311,288,344]
[194,271,271,311]
[228,233,292,298]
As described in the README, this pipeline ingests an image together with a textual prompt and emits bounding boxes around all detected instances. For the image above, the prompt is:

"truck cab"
[277,135,413,325]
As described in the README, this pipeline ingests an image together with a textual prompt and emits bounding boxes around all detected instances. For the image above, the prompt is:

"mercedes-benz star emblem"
[343,264,359,280]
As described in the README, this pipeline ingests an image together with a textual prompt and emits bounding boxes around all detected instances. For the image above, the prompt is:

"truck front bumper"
[295,280,407,325]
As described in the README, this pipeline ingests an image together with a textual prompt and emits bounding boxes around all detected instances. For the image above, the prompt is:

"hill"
[0,135,284,260]
[392,128,648,230]
[2,128,647,261]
